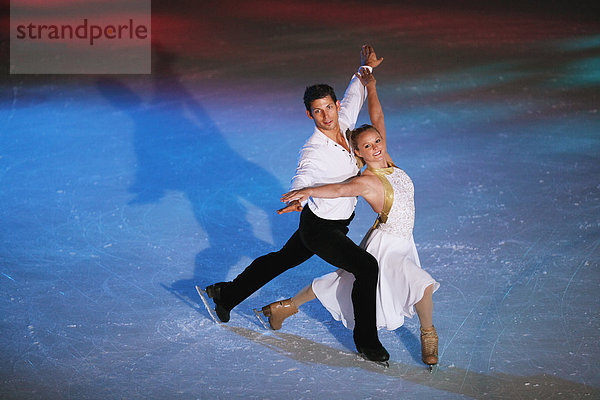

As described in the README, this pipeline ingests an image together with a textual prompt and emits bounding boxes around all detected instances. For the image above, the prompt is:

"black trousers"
[222,206,380,347]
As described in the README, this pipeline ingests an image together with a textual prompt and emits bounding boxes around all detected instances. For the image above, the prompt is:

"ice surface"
[1,1,599,399]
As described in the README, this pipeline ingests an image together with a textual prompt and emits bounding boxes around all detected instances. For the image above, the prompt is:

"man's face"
[306,96,341,134]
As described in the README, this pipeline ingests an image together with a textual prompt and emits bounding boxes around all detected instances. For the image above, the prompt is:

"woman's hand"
[281,189,312,205]
[355,66,376,87]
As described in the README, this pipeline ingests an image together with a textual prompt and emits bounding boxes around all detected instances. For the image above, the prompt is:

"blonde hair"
[346,124,380,168]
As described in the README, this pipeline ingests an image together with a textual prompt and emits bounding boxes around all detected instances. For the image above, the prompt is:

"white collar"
[309,126,351,150]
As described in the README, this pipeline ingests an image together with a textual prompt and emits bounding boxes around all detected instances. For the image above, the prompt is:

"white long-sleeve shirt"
[290,73,367,220]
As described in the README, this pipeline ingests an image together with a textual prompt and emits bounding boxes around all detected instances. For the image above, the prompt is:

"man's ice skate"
[356,344,390,368]
[255,299,298,330]
[200,282,232,323]
[420,325,438,372]
[195,285,220,324]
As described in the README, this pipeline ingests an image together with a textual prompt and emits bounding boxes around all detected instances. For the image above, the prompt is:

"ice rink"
[1,1,599,398]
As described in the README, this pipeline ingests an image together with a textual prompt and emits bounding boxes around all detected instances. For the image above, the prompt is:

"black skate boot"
[205,282,232,323]
[356,343,390,363]
[354,331,390,367]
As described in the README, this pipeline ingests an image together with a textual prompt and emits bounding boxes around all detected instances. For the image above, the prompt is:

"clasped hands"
[277,189,311,214]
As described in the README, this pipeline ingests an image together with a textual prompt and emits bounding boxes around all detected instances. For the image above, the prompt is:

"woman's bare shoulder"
[358,169,378,181]
[356,170,383,189]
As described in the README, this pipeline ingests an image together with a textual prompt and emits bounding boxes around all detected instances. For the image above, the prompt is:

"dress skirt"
[312,228,439,331]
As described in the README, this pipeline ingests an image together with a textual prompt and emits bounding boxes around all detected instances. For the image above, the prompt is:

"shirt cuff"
[357,65,373,75]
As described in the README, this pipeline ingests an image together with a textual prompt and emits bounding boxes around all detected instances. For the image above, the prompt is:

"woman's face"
[354,129,387,164]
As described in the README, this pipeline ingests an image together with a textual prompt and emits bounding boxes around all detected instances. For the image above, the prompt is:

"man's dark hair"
[303,84,337,113]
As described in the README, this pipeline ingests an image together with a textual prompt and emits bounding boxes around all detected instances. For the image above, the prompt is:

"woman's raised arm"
[356,67,393,164]
[356,67,385,143]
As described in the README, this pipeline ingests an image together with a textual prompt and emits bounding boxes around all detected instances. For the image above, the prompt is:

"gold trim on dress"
[367,161,396,227]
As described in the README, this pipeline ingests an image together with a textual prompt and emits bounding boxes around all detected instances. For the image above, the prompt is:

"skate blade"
[427,364,438,373]
[253,308,271,330]
[195,285,221,324]
[358,353,389,368]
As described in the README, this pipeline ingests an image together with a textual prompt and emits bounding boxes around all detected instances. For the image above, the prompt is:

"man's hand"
[277,200,303,215]
[360,44,383,69]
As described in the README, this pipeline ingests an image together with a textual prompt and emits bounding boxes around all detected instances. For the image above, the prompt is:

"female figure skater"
[259,68,440,368]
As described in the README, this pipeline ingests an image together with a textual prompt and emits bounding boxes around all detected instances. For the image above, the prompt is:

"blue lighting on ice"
[1,1,599,398]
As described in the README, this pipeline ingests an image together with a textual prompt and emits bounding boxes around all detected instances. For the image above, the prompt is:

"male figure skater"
[205,45,388,362]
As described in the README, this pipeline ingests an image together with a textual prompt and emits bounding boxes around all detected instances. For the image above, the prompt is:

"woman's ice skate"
[254,299,298,330]
[420,325,438,372]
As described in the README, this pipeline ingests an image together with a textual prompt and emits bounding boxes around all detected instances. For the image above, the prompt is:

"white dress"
[312,166,439,331]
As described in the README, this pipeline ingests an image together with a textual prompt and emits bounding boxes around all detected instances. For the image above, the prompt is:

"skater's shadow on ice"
[295,298,424,364]
[300,303,357,351]
[227,325,599,399]
[395,326,422,365]
[162,282,270,328]
[96,43,292,305]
